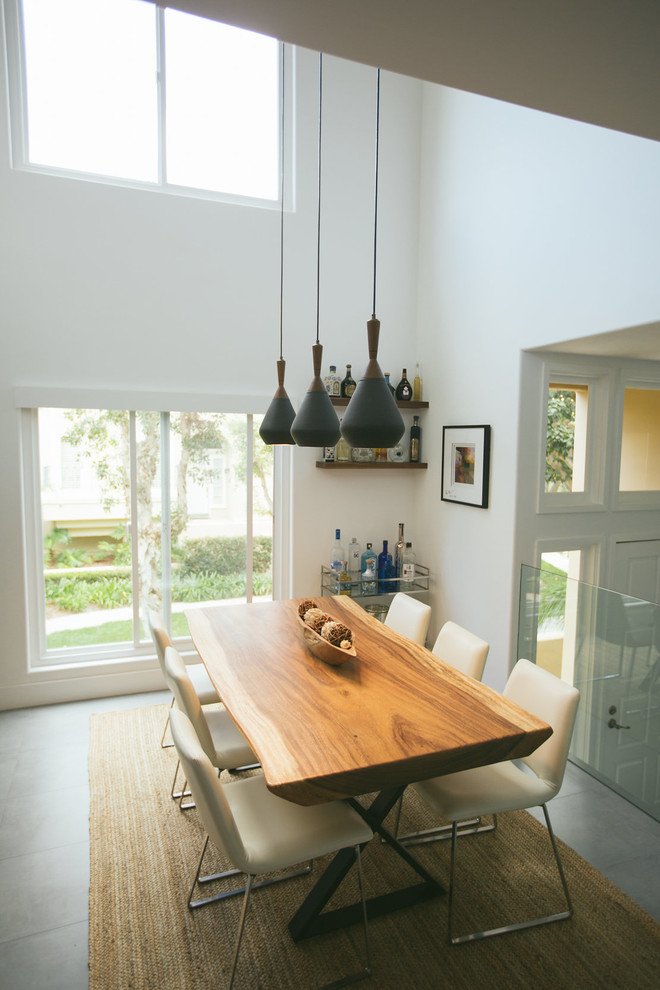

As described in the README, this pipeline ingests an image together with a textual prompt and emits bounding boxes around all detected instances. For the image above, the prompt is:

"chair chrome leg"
[229,874,253,990]
[161,697,175,749]
[390,789,493,846]
[188,836,312,910]
[171,759,194,808]
[448,807,572,945]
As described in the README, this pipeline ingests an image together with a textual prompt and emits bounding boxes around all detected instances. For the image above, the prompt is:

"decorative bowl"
[297,617,357,666]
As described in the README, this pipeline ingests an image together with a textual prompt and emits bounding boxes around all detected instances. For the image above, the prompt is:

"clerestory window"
[4,0,281,204]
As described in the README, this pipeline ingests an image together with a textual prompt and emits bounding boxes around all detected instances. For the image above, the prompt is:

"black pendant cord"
[278,42,285,361]
[372,67,380,318]
[315,53,323,346]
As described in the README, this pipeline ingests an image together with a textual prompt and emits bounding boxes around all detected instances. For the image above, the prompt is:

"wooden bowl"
[297,617,357,666]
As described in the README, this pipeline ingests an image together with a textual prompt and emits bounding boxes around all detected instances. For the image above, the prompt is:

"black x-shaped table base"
[288,786,445,941]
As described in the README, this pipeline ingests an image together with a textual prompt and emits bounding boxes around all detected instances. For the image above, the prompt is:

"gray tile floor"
[1,690,659,990]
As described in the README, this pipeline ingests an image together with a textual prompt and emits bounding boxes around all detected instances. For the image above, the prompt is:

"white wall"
[415,83,660,689]
[0,37,423,707]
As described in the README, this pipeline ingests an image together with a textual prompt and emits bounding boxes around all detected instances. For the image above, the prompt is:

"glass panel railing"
[518,564,660,822]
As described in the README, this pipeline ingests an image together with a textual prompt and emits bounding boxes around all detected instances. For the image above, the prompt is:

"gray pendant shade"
[259,360,296,445]
[340,317,404,448]
[290,343,341,447]
[260,43,296,447]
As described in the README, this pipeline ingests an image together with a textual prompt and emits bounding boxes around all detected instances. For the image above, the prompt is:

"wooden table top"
[186,596,552,806]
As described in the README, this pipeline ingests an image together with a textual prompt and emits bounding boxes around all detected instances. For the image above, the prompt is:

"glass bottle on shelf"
[324,365,341,396]
[377,540,393,593]
[330,529,345,575]
[361,562,377,596]
[347,537,363,573]
[351,446,374,462]
[361,542,377,575]
[394,522,405,579]
[384,373,395,396]
[409,415,421,463]
[402,542,416,582]
[413,363,422,401]
[340,364,356,398]
[334,420,351,462]
[338,562,352,595]
[395,369,412,401]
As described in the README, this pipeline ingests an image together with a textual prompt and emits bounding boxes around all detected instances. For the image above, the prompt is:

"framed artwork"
[441,425,491,508]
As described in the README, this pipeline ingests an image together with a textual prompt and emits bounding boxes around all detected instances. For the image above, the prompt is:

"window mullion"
[246,415,254,603]
[155,4,167,186]
[129,411,141,648]
[160,411,172,631]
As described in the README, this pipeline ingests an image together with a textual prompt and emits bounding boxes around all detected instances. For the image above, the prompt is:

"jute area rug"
[89,704,660,989]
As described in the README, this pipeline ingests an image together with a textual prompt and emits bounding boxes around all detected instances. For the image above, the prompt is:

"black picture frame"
[441,425,491,508]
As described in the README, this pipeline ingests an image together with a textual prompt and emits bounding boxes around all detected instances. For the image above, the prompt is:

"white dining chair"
[384,592,431,646]
[169,708,374,988]
[411,659,580,944]
[146,609,220,750]
[164,646,258,812]
[395,620,490,845]
[432,621,490,681]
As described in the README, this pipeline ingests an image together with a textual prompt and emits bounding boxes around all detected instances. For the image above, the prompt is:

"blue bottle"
[377,540,393,593]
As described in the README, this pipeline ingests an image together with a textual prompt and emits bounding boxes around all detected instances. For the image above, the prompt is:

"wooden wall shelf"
[329,397,428,409]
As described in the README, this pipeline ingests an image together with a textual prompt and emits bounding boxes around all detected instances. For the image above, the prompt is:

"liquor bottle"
[410,415,421,463]
[334,420,351,462]
[341,364,356,398]
[338,562,352,596]
[330,529,345,575]
[402,542,416,582]
[347,537,363,573]
[384,373,395,396]
[377,540,393,593]
[323,365,341,396]
[361,562,377,596]
[394,522,405,579]
[361,542,377,574]
[395,369,412,401]
[413,363,422,401]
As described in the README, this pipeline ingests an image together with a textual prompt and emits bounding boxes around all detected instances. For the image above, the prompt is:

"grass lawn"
[46,611,191,649]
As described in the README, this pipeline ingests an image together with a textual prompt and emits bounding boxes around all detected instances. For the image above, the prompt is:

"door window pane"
[40,408,134,651]
[619,388,660,492]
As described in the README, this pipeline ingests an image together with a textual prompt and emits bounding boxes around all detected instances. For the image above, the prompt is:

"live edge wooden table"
[186,596,552,941]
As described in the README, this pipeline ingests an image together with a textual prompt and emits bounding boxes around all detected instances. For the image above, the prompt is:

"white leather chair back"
[164,646,216,764]
[432,621,489,680]
[504,659,580,797]
[170,709,248,871]
[384,593,431,646]
[146,610,170,674]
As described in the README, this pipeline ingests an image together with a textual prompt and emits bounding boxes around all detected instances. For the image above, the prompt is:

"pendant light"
[340,69,404,449]
[290,53,341,448]
[259,44,296,445]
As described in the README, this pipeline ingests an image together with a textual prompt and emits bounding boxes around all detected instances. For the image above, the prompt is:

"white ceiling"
[163,1,660,361]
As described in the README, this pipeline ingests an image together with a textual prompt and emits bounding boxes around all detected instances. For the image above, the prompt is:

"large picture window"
[26,406,273,666]
[5,0,281,203]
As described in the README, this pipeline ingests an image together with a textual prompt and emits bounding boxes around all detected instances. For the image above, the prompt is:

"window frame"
[2,0,291,210]
[537,360,610,514]
[614,374,660,511]
[17,388,285,672]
